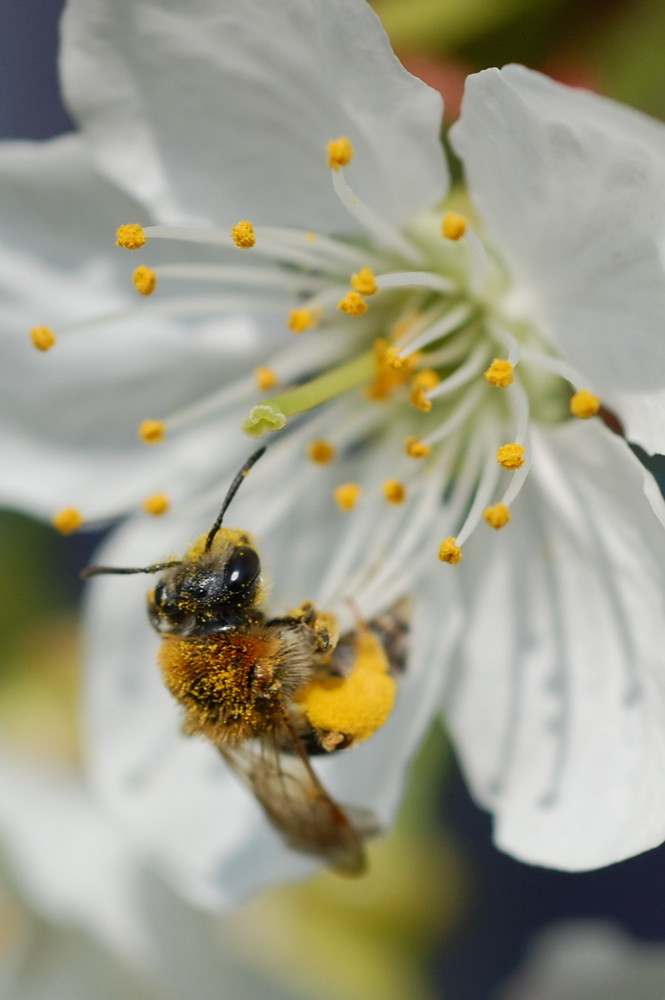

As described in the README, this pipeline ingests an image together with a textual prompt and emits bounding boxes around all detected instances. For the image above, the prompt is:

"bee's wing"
[217,709,370,875]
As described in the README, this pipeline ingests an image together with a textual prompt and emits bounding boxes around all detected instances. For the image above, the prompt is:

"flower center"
[38,138,603,558]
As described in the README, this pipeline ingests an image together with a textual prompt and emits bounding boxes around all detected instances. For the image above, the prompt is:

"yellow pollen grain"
[327,136,354,170]
[254,365,279,391]
[383,479,406,504]
[337,291,368,317]
[230,221,256,249]
[484,503,511,529]
[438,537,462,564]
[142,493,170,516]
[52,507,83,535]
[132,265,157,296]
[570,389,601,419]
[442,212,467,241]
[138,419,166,445]
[405,435,431,458]
[365,339,414,401]
[411,368,440,392]
[308,439,336,464]
[351,267,378,296]
[334,483,361,511]
[484,358,514,388]
[497,443,525,469]
[296,629,395,743]
[410,386,432,412]
[288,308,319,333]
[30,326,56,351]
[116,224,146,250]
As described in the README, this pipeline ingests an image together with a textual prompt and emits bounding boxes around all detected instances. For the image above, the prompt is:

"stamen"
[351,267,378,296]
[392,303,473,359]
[139,419,166,444]
[427,342,488,401]
[441,212,467,241]
[143,493,170,516]
[327,136,354,170]
[484,503,511,529]
[383,480,406,504]
[337,291,368,317]
[132,265,157,296]
[410,387,432,412]
[116,224,147,250]
[496,443,525,469]
[334,483,361,511]
[52,507,83,534]
[375,271,454,295]
[308,439,336,464]
[30,326,56,352]
[438,537,462,564]
[229,221,255,249]
[569,389,601,419]
[288,308,320,333]
[484,358,514,388]
[254,366,279,391]
[405,436,431,458]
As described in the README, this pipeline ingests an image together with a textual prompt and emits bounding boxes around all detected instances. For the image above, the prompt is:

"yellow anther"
[296,628,395,743]
[337,291,368,317]
[132,265,157,296]
[30,326,56,351]
[288,308,319,333]
[438,537,462,564]
[138,419,166,444]
[327,136,354,170]
[410,386,432,412]
[411,368,440,392]
[116,224,146,250]
[254,365,279,391]
[484,358,514,388]
[497,443,525,469]
[230,221,256,249]
[143,493,170,516]
[570,389,601,419]
[366,339,414,401]
[484,503,511,529]
[442,212,467,241]
[334,483,361,511]
[385,346,408,370]
[405,435,431,458]
[351,267,378,296]
[52,507,83,535]
[307,439,336,464]
[383,479,406,504]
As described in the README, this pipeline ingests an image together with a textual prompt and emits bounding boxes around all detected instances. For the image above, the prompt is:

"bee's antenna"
[205,447,266,552]
[81,560,182,579]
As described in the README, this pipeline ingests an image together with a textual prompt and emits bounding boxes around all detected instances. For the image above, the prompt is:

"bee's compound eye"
[224,546,261,593]
[153,581,169,607]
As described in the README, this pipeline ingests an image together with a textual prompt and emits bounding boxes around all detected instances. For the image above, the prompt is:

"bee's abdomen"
[158,629,282,744]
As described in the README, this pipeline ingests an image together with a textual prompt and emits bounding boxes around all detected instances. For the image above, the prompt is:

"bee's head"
[148,530,262,636]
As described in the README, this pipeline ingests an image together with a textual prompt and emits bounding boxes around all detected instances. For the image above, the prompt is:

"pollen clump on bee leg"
[295,629,395,744]
[52,507,83,534]
[116,224,147,249]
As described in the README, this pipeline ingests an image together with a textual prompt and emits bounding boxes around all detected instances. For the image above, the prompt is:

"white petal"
[451,66,665,452]
[445,420,665,870]
[60,0,446,229]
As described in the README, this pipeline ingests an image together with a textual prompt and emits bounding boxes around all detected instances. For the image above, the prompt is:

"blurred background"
[3,0,665,997]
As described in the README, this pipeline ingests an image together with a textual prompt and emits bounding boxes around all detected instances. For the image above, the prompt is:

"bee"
[83,448,405,874]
